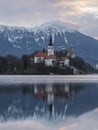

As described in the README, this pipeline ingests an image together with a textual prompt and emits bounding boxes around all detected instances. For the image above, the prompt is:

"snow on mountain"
[0,25,28,32]
[33,20,76,34]
[0,20,98,64]
[31,20,78,50]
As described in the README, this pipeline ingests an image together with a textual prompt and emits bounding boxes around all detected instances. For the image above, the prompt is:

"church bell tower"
[47,35,54,56]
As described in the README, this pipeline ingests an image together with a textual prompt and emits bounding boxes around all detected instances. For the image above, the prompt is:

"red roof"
[35,51,47,58]
[46,55,56,59]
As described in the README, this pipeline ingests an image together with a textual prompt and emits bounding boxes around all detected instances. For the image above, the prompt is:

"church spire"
[47,35,54,56]
[48,35,53,46]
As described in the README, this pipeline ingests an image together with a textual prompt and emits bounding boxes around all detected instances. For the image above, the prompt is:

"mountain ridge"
[0,20,98,65]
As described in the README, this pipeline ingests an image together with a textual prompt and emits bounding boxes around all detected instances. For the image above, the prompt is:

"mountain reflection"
[0,82,98,121]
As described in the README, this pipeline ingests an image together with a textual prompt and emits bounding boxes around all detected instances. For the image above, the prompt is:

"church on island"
[30,35,92,75]
[33,35,71,67]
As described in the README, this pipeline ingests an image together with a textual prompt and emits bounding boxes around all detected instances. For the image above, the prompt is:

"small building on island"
[59,57,69,67]
[34,51,47,63]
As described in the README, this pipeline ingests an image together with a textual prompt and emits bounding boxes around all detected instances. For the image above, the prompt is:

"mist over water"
[0,79,98,130]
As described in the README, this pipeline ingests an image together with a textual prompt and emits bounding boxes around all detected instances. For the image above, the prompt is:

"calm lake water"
[0,76,98,130]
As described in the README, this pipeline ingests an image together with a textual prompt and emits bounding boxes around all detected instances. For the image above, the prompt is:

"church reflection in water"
[23,83,83,118]
[0,82,98,121]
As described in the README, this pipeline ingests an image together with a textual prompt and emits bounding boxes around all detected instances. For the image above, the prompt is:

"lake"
[0,75,98,130]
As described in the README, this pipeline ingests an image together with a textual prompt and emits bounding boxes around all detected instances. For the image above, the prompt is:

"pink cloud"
[93,37,98,40]
[58,17,79,25]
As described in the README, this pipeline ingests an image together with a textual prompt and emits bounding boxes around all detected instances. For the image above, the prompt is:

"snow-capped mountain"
[0,20,98,64]
[33,20,76,35]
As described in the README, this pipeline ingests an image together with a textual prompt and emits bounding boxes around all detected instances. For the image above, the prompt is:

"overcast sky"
[0,0,98,39]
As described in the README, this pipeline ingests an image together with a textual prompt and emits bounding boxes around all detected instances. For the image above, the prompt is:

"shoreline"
[0,75,98,84]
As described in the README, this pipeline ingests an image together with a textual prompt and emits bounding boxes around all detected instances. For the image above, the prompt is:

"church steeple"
[47,35,54,56]
[48,35,53,46]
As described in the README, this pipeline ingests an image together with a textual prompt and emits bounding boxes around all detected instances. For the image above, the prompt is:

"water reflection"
[0,82,98,121]
[33,83,82,118]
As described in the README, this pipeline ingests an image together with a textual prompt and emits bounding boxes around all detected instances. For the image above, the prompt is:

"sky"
[0,0,98,39]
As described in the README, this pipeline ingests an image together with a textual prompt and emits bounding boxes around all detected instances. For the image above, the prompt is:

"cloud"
[0,0,60,26]
[76,13,98,38]
[94,37,98,40]
[58,18,79,25]
[52,0,98,16]
[0,0,98,38]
